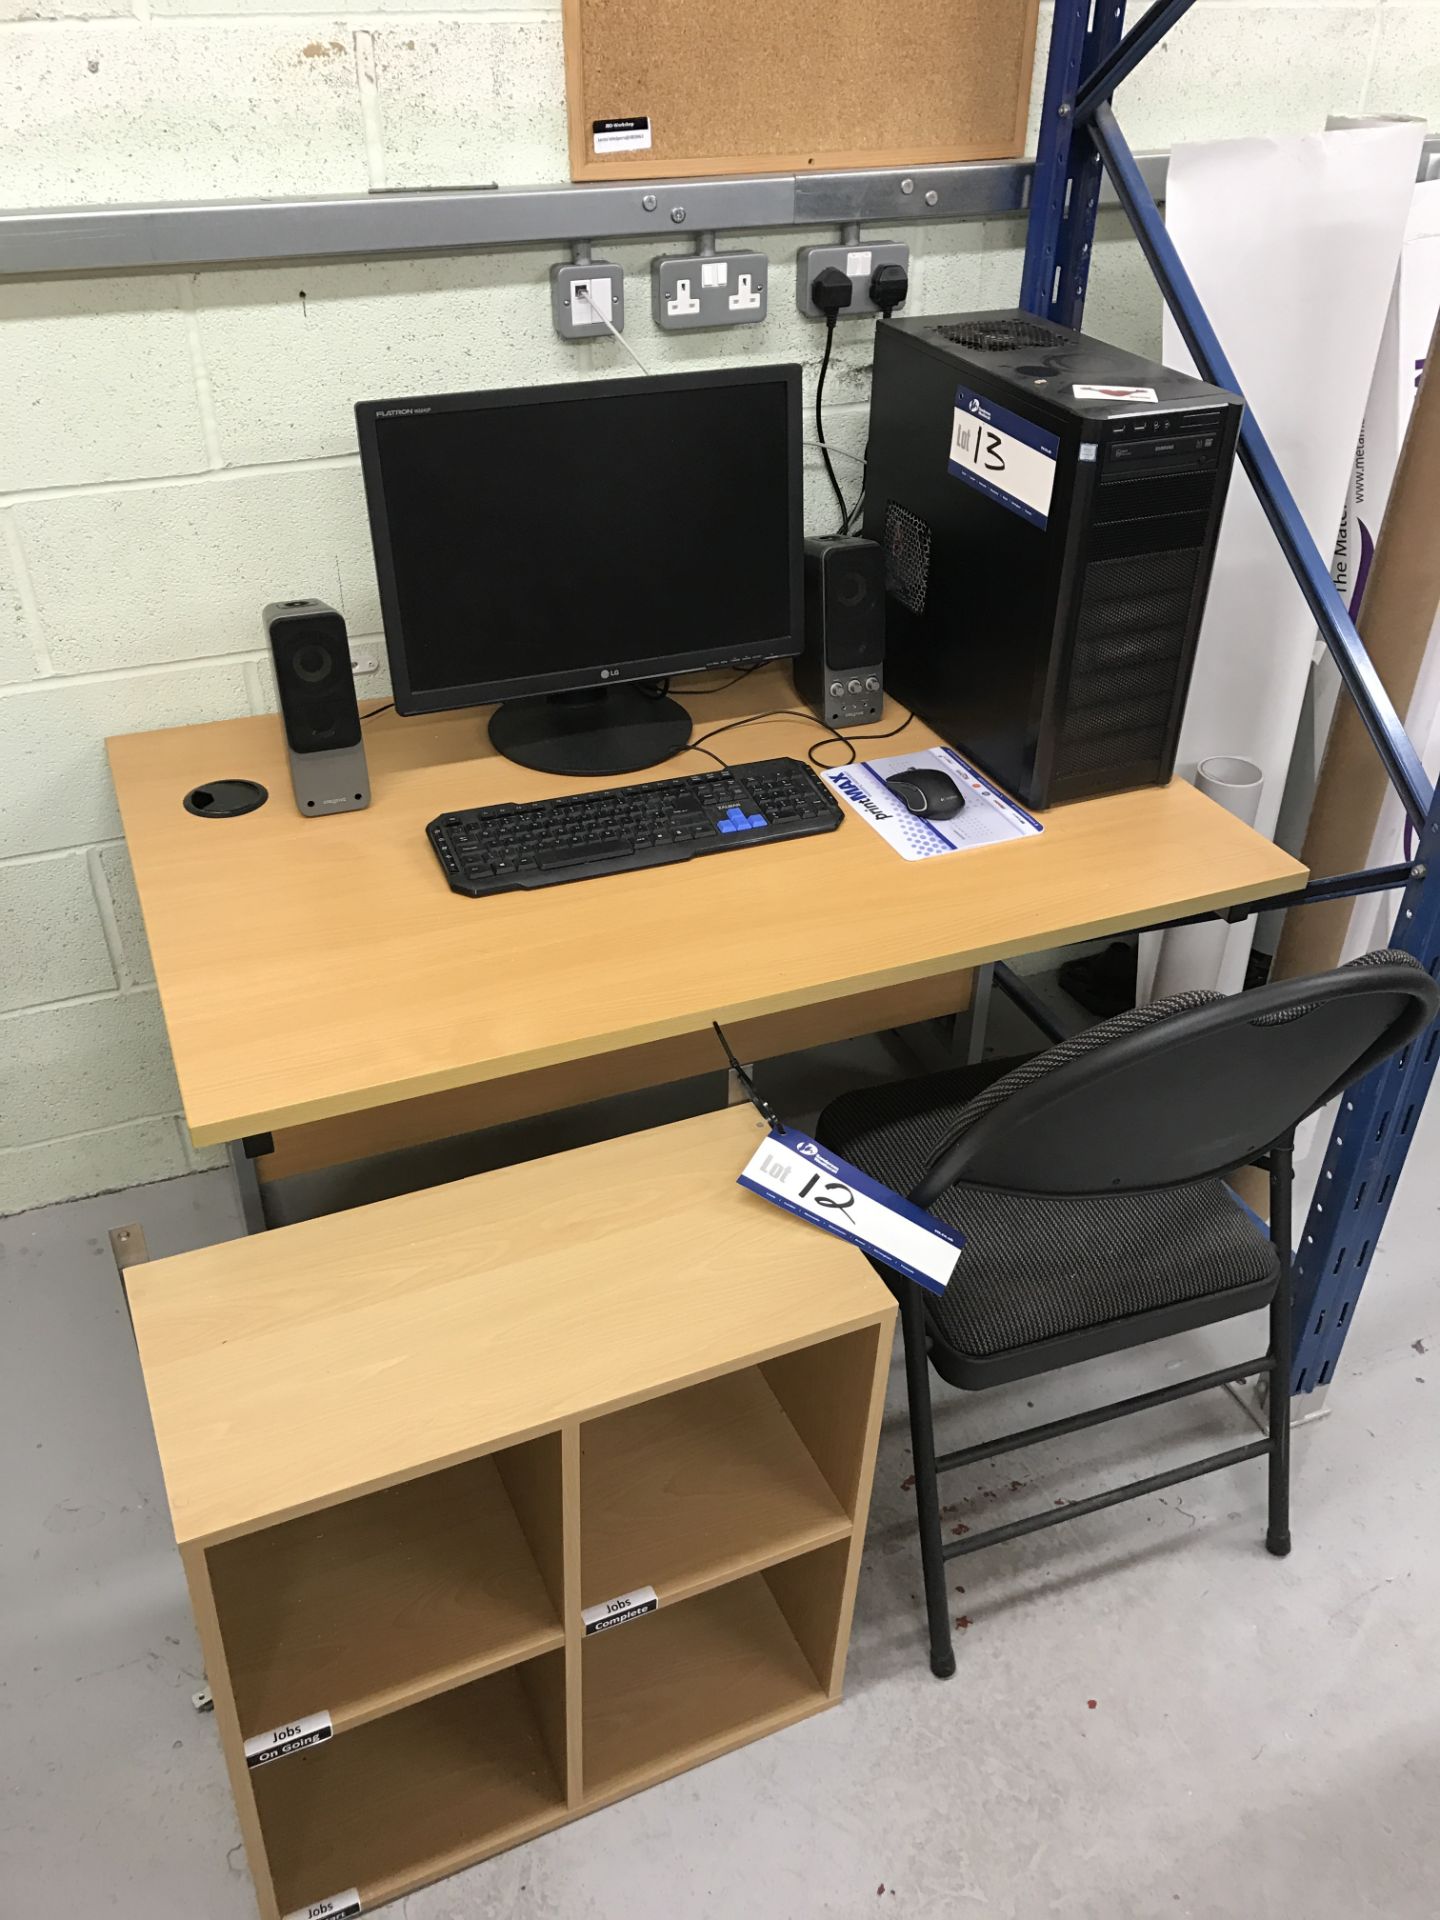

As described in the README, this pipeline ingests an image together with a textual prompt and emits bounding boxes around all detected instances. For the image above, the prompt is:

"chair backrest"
[914,951,1439,1203]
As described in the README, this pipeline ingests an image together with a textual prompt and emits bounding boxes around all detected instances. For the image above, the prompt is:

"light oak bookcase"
[127,1108,895,1919]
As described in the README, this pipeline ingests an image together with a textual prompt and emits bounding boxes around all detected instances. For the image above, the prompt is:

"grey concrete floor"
[3,1060,1438,1919]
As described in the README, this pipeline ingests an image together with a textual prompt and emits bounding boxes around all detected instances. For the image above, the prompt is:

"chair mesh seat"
[818,1061,1281,1362]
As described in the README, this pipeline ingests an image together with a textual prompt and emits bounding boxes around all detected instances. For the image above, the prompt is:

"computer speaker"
[263,599,371,816]
[791,536,885,728]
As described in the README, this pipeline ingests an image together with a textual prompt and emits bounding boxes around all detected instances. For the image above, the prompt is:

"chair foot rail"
[942,1439,1272,1559]
[934,1357,1273,1474]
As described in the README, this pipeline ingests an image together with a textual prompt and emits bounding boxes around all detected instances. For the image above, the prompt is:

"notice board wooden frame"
[563,0,1042,183]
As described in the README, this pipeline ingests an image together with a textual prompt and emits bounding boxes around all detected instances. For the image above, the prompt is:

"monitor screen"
[356,367,802,714]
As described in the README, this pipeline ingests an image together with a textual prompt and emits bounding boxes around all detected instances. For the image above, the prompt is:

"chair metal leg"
[899,1282,955,1677]
[1266,1140,1294,1557]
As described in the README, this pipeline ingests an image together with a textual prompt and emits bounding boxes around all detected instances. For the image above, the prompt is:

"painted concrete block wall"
[2,1,1436,1214]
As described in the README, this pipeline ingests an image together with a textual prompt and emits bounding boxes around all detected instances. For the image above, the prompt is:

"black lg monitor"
[355,365,803,776]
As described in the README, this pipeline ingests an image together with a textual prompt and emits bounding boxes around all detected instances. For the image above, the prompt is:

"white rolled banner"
[1150,757,1264,1001]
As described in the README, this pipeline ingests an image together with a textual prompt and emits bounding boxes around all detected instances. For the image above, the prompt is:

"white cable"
[575,286,655,377]
[802,439,866,467]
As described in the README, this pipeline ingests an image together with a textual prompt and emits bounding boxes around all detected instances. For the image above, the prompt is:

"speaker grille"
[930,317,1071,352]
[882,502,932,614]
[1052,547,1201,781]
[270,610,362,754]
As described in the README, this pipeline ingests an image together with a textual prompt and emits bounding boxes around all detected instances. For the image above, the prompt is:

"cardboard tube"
[1270,305,1440,985]
[1151,757,1264,998]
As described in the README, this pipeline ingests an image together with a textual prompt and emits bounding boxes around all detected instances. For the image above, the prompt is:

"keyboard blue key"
[717,819,737,833]
[747,814,766,829]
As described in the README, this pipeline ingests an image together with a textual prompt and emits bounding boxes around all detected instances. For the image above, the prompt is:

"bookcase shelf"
[128,1108,896,1920]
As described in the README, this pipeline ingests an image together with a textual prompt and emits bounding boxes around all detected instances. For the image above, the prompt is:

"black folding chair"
[816,950,1439,1677]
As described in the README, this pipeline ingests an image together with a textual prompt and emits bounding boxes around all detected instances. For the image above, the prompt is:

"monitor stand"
[488,686,693,777]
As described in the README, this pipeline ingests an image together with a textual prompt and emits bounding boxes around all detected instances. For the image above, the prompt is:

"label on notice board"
[282,1891,361,1920]
[593,115,652,153]
[582,1586,659,1635]
[948,384,1060,529]
[244,1709,333,1770]
[738,1129,963,1295]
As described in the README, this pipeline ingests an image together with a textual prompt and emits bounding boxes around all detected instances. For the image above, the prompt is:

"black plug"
[811,266,853,317]
[870,261,909,317]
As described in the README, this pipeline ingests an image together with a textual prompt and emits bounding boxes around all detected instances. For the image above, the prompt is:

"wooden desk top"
[126,1107,894,1546]
[108,667,1306,1145]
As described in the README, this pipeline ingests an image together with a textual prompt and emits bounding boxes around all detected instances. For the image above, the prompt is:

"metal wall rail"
[4,140,1433,285]
[1020,1,1440,1394]
[0,150,1168,281]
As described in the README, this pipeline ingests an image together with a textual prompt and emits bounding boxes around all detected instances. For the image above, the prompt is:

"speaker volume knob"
[865,676,880,692]
[848,679,862,694]
[829,681,844,697]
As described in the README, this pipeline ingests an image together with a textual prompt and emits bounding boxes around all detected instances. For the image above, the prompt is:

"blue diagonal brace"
[1087,99,1434,832]
[1074,0,1200,126]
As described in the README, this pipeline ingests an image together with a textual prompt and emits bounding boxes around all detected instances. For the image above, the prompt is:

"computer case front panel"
[863,311,1242,810]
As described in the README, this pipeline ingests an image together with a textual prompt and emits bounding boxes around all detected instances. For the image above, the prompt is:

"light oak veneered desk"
[108,666,1307,1192]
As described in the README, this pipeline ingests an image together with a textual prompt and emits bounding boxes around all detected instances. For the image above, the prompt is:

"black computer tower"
[862,310,1243,809]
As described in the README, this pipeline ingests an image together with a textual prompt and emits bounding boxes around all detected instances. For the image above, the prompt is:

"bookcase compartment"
[254,1654,568,1916]
[208,1435,565,1740]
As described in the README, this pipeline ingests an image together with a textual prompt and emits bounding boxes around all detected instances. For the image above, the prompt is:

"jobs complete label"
[948,384,1060,530]
[244,1709,333,1769]
[582,1585,659,1635]
[282,1892,362,1920]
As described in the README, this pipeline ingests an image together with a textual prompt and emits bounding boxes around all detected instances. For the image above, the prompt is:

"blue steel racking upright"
[1019,0,1440,1395]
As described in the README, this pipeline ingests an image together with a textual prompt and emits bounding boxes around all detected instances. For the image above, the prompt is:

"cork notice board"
[564,0,1042,182]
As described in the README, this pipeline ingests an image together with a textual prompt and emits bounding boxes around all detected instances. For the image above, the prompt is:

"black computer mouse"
[883,766,966,821]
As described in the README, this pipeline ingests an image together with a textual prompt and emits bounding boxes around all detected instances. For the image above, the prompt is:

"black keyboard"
[428,757,844,896]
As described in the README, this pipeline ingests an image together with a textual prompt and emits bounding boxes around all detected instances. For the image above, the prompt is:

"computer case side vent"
[882,503,933,615]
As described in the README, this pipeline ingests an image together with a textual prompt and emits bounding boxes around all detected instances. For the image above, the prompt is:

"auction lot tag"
[948,384,1060,529]
[738,1129,962,1294]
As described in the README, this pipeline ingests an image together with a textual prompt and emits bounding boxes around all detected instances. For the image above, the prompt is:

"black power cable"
[810,267,854,537]
[814,314,851,535]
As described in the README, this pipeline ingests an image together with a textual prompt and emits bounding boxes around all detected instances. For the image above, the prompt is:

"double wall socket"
[796,241,910,319]
[551,259,625,340]
[652,250,768,331]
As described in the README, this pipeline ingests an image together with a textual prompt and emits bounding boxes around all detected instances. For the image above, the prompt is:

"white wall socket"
[668,275,701,318]
[349,647,382,677]
[728,272,762,313]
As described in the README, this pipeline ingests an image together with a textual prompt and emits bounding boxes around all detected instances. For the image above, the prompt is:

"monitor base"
[488,686,693,777]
